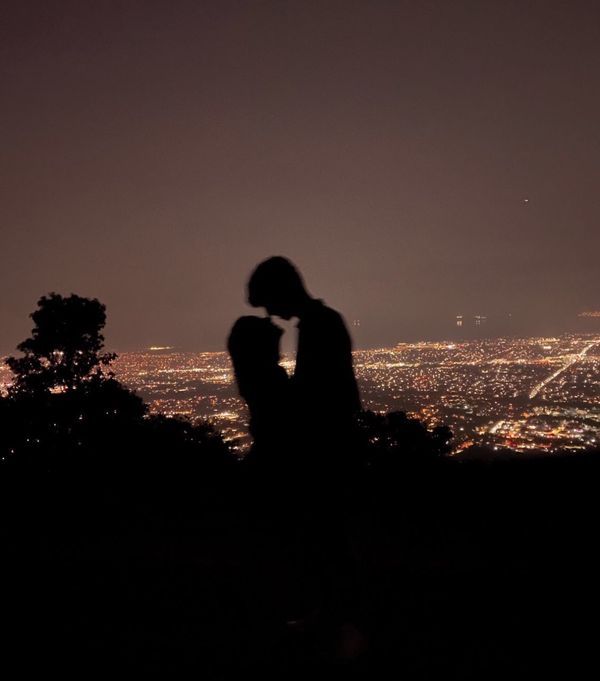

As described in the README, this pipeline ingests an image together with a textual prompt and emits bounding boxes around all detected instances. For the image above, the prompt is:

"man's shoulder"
[304,299,346,325]
[300,299,351,343]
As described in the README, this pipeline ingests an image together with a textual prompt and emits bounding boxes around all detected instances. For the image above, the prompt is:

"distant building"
[456,315,463,327]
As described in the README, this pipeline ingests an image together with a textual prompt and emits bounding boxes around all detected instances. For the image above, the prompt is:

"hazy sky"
[2,0,599,352]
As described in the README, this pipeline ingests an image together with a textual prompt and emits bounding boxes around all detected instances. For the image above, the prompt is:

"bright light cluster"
[2,334,599,455]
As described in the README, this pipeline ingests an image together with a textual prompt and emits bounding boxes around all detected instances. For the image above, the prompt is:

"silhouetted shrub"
[357,409,453,470]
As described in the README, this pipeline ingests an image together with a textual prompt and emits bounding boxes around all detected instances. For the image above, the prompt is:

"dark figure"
[228,314,313,627]
[227,315,290,461]
[243,256,368,660]
[247,257,361,468]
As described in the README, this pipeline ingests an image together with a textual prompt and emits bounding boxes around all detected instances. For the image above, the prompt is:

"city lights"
[1,334,598,455]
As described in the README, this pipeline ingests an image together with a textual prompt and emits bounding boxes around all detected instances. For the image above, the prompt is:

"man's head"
[247,256,309,319]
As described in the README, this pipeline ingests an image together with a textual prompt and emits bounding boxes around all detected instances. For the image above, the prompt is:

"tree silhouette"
[6,293,116,396]
[0,293,232,490]
[357,410,453,467]
[1,294,148,466]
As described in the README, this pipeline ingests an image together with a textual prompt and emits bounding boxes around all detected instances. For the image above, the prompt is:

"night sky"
[2,1,599,352]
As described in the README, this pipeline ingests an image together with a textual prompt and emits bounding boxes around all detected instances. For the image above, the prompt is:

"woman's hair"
[247,256,307,308]
[227,316,282,394]
[228,316,289,445]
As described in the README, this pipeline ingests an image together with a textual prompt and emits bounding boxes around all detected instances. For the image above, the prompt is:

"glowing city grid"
[1,334,599,455]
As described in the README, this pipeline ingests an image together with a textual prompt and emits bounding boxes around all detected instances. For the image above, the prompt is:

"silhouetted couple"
[228,256,367,661]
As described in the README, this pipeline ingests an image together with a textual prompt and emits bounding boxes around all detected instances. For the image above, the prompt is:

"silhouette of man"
[247,256,367,659]
[247,256,361,470]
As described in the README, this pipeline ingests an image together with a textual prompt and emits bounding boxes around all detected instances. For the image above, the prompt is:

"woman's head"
[227,315,282,377]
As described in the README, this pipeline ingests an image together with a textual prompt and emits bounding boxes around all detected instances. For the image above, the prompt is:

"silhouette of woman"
[227,315,290,469]
[228,315,312,623]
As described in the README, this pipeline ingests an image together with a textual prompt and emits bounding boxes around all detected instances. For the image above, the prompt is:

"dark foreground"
[3,454,600,677]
